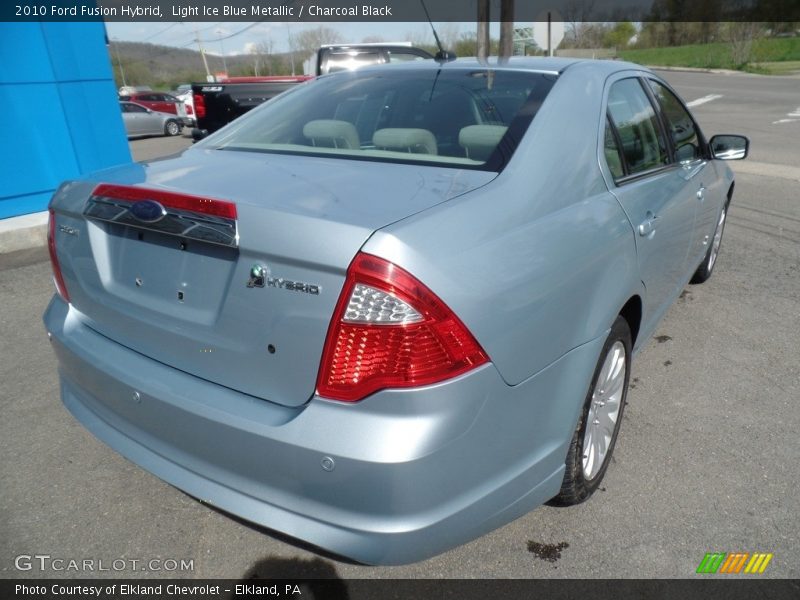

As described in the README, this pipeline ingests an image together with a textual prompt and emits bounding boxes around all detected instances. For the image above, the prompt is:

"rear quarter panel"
[364,63,642,386]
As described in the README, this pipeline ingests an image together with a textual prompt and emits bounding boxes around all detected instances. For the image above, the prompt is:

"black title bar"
[4,579,800,600]
[5,0,800,22]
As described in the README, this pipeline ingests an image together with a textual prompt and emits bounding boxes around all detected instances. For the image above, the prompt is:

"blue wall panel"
[1,82,80,199]
[0,23,132,220]
[0,24,55,83]
[57,80,131,174]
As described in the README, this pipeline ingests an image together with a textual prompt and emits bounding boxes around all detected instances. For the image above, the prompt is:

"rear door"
[122,102,146,135]
[645,78,719,267]
[153,93,168,113]
[602,75,698,334]
[138,93,169,113]
[131,94,154,111]
[143,108,166,135]
[133,103,162,134]
[159,93,182,115]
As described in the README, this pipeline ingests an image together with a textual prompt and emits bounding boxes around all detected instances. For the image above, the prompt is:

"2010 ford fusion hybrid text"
[44,58,749,565]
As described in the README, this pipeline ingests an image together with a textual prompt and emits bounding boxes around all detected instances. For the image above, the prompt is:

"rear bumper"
[44,297,603,564]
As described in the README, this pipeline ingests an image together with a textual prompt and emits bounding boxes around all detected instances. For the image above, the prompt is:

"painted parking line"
[772,107,800,124]
[686,94,723,107]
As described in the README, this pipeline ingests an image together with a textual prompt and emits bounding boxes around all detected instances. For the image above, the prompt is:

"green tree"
[603,22,636,49]
[293,26,343,58]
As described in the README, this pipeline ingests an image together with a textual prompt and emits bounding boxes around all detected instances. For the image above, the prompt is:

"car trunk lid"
[51,149,495,407]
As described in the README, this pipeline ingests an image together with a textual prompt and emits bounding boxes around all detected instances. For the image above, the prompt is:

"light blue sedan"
[44,58,748,564]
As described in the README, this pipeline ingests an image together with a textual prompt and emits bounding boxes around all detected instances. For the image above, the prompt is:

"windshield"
[203,67,556,171]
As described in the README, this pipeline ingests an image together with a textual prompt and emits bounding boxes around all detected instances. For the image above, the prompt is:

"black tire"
[165,120,181,136]
[551,315,632,506]
[691,203,728,284]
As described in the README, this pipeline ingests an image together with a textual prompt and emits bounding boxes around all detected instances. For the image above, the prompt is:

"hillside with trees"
[109,21,799,91]
[108,26,504,91]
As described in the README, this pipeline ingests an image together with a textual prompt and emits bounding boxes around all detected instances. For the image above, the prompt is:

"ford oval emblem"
[130,199,166,223]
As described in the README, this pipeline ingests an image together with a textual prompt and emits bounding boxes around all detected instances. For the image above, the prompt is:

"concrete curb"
[0,212,48,254]
[648,65,800,78]
[648,65,748,75]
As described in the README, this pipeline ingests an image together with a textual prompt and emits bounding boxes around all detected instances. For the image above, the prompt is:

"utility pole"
[216,29,228,74]
[286,23,296,75]
[112,38,127,88]
[194,28,212,81]
[499,0,515,60]
[477,0,490,62]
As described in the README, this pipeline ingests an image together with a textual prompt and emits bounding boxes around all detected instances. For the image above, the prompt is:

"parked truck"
[192,76,311,135]
[192,44,433,136]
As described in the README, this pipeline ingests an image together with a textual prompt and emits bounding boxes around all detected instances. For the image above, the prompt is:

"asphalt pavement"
[1,69,798,580]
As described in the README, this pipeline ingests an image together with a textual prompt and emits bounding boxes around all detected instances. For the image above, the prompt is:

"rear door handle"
[638,212,659,237]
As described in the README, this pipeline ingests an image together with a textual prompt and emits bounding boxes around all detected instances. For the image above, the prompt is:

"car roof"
[350,56,649,76]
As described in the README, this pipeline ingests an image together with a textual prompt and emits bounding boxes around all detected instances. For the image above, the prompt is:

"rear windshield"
[203,68,556,171]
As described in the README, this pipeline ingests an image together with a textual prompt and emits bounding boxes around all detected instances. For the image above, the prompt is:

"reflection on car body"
[45,58,748,565]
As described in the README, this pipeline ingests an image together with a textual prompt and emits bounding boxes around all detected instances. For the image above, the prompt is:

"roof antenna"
[419,0,457,62]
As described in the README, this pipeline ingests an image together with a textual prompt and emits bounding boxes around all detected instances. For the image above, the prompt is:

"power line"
[110,21,276,80]
[109,40,216,76]
[141,22,179,42]
[172,22,225,47]
[201,21,266,44]
[195,21,225,34]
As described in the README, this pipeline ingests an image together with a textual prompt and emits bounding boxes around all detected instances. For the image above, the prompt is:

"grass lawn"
[619,37,800,74]
[748,60,800,75]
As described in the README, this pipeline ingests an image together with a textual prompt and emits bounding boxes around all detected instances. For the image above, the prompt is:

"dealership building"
[0,22,130,246]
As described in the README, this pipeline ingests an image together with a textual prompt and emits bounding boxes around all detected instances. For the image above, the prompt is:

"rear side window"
[607,78,669,176]
[648,80,703,162]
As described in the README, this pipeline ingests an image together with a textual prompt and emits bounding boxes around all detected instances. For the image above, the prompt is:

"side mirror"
[709,134,749,160]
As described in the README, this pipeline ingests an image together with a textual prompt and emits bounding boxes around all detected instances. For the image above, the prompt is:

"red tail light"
[193,92,206,119]
[186,104,194,115]
[316,253,488,402]
[47,208,70,303]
